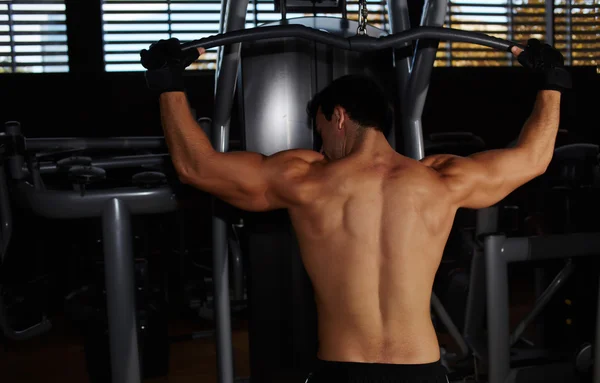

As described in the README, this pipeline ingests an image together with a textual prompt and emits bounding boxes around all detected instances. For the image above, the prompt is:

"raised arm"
[160,92,324,211]
[423,91,560,209]
[141,38,325,212]
[422,40,571,210]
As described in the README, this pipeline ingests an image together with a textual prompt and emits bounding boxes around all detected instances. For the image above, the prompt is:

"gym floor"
[0,314,251,383]
[0,284,538,383]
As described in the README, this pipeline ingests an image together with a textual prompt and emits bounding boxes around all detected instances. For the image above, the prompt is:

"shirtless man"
[141,38,571,383]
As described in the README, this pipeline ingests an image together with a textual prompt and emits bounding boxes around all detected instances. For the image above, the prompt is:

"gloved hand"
[512,39,572,92]
[140,38,201,94]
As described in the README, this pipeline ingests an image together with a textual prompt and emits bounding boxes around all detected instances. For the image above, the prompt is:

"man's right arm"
[423,90,561,210]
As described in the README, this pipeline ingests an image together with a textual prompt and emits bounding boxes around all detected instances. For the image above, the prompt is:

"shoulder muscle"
[265,149,326,206]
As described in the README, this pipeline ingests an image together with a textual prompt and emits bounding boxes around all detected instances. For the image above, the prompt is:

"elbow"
[516,146,552,178]
[534,162,550,177]
[525,160,549,181]
[178,171,193,186]
[532,154,553,177]
[174,163,199,186]
[171,150,218,187]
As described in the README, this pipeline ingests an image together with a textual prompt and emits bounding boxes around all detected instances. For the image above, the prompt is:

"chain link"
[357,0,369,35]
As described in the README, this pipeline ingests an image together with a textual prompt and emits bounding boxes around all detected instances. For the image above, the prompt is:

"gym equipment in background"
[463,144,600,383]
[0,121,175,383]
[0,118,251,383]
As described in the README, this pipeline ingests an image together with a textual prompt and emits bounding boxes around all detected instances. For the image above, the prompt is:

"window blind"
[0,0,69,73]
[554,0,599,66]
[102,0,389,72]
[102,0,597,71]
[436,0,599,67]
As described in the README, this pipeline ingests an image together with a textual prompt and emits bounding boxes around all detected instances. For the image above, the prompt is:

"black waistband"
[314,360,447,381]
[311,359,448,382]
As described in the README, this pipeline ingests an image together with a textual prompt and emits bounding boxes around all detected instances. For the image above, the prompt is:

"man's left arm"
[160,92,325,212]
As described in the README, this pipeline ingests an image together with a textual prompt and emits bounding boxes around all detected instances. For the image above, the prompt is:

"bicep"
[430,148,543,209]
[183,150,322,212]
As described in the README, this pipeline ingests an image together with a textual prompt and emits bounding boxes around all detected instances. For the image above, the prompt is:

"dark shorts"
[306,359,449,383]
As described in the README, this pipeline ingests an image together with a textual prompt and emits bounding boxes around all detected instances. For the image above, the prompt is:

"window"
[553,0,599,66]
[0,0,69,73]
[436,0,600,67]
[102,0,598,71]
[102,0,389,72]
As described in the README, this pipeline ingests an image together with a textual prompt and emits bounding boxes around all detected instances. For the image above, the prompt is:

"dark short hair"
[307,74,393,137]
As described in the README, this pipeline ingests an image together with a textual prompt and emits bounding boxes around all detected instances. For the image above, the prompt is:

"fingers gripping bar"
[180,24,524,53]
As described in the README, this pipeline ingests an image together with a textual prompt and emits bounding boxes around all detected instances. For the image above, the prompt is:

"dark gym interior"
[1,1,599,383]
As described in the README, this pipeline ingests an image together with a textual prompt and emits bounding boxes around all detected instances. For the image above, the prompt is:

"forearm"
[515,90,562,169]
[159,91,214,177]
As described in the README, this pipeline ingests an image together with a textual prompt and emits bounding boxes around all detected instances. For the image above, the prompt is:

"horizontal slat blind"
[554,0,599,66]
[102,0,389,72]
[102,0,598,71]
[436,0,599,67]
[0,0,69,73]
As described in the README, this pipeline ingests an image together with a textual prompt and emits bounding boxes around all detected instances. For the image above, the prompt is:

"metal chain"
[357,0,369,35]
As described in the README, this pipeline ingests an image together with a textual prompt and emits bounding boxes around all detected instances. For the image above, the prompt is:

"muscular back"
[288,153,458,364]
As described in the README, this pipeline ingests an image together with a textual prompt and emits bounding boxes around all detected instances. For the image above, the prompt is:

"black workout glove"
[140,38,200,95]
[515,39,572,93]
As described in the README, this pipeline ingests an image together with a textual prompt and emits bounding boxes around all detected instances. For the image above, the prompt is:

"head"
[307,74,393,160]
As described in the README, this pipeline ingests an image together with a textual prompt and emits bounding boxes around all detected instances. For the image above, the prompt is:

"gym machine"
[463,143,600,383]
[0,118,249,382]
[186,0,524,382]
[473,220,600,383]
[0,121,176,383]
[0,138,52,341]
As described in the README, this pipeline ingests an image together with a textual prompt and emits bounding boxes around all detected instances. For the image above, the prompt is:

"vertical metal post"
[594,270,600,383]
[280,0,287,20]
[545,0,555,46]
[463,207,499,362]
[167,0,172,38]
[0,184,51,342]
[387,0,412,91]
[102,198,141,383]
[215,0,229,84]
[401,0,447,160]
[228,235,244,302]
[507,0,513,66]
[212,213,234,383]
[211,1,249,383]
[218,0,227,34]
[484,235,511,383]
[463,246,487,360]
[0,165,12,261]
[475,206,499,237]
[387,0,412,151]
[3,122,26,181]
[7,2,16,73]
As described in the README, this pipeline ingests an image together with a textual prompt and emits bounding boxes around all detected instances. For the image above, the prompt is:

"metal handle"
[181,24,524,53]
